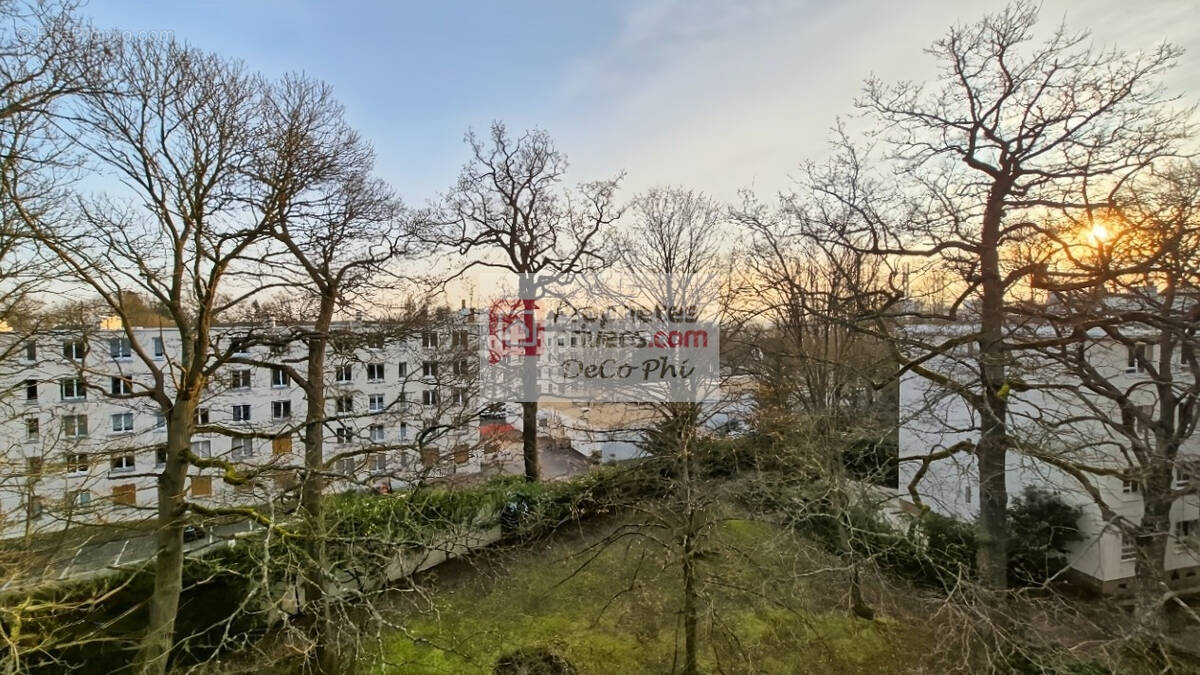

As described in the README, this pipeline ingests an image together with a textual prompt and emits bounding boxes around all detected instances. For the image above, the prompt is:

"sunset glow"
[1087,222,1113,246]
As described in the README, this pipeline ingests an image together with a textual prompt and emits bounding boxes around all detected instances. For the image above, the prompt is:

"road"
[1,519,262,594]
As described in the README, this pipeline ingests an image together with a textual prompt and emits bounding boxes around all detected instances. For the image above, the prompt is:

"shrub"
[494,646,578,674]
[1007,487,1082,585]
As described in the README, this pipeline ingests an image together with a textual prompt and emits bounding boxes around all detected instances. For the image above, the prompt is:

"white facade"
[0,320,482,539]
[898,328,1200,590]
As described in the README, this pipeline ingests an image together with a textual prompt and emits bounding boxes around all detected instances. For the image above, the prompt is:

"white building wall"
[0,321,483,539]
[898,334,1200,585]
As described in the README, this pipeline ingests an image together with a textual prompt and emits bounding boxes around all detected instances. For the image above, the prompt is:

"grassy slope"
[369,516,930,674]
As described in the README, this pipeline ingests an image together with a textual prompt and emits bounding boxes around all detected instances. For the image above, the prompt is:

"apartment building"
[898,323,1200,593]
[0,319,482,539]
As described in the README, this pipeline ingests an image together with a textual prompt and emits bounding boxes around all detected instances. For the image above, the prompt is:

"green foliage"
[1007,487,1083,586]
[749,477,1086,590]
[374,518,926,674]
[14,468,650,672]
[842,437,899,487]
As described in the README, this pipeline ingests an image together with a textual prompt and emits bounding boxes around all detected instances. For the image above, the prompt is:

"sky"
[81,0,1200,207]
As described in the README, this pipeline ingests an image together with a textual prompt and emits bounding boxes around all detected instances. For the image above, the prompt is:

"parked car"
[183,524,207,542]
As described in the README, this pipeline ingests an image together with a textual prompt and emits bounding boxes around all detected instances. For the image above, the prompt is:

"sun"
[1086,222,1112,246]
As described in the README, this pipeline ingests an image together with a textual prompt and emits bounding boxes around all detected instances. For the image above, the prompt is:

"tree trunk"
[682,534,699,675]
[1135,477,1174,637]
[975,182,1011,590]
[302,297,337,674]
[135,406,192,675]
[522,401,540,482]
[679,421,699,675]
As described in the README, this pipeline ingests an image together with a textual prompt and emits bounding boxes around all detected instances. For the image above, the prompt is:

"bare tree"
[441,122,622,481]
[245,73,416,674]
[1018,162,1200,644]
[27,35,281,674]
[799,1,1191,589]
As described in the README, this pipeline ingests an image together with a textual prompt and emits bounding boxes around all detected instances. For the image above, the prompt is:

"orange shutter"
[272,435,293,455]
[112,483,136,506]
[191,476,213,497]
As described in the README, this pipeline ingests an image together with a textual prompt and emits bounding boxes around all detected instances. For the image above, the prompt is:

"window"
[451,330,470,348]
[271,367,289,388]
[230,369,251,390]
[367,335,384,350]
[337,457,357,475]
[369,394,385,412]
[399,422,408,440]
[156,448,167,466]
[191,476,212,497]
[27,495,43,520]
[24,379,37,402]
[24,417,39,442]
[453,444,469,464]
[111,412,134,433]
[1174,519,1198,553]
[112,484,136,507]
[153,336,164,358]
[422,332,438,348]
[1122,477,1140,494]
[70,489,92,509]
[336,395,354,414]
[60,378,86,401]
[1120,533,1137,562]
[335,427,353,444]
[66,452,88,473]
[109,336,132,359]
[422,361,438,378]
[367,363,385,382]
[964,485,972,504]
[154,414,166,430]
[1133,404,1155,439]
[453,359,471,376]
[194,408,210,426]
[272,400,291,420]
[398,391,407,403]
[369,453,387,472]
[451,389,467,405]
[272,435,292,455]
[369,424,385,443]
[231,338,250,354]
[231,437,253,460]
[110,452,135,472]
[398,362,407,377]
[269,341,287,356]
[26,457,42,476]
[191,439,211,458]
[111,376,133,395]
[1127,343,1154,374]
[335,365,352,383]
[422,389,439,406]
[62,339,85,360]
[23,341,36,360]
[1175,466,1191,489]
[232,404,251,422]
[63,414,88,439]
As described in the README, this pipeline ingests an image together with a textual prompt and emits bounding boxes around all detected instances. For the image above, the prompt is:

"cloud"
[548,0,1200,203]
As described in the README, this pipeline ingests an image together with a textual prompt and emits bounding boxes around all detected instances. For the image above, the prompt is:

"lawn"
[368,514,930,674]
